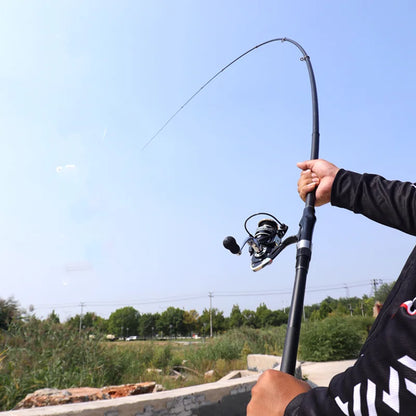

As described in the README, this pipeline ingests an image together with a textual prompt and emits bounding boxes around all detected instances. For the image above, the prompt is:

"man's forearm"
[331,169,416,236]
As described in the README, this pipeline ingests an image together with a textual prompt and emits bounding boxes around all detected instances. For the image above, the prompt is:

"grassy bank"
[0,316,372,410]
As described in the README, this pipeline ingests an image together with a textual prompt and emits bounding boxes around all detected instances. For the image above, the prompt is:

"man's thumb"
[297,160,314,170]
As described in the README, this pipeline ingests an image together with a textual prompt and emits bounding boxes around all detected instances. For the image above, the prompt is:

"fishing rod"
[144,38,320,376]
[222,38,319,375]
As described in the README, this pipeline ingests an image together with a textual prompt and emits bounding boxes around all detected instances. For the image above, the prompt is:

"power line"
[32,279,394,314]
[214,280,377,297]
[33,294,208,311]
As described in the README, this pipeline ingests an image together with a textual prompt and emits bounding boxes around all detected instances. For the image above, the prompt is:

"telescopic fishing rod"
[142,37,319,376]
[222,38,319,375]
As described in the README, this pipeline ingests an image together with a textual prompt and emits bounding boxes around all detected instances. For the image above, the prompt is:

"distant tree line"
[0,282,394,337]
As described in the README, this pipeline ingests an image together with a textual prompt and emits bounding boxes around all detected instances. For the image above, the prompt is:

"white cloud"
[56,164,76,173]
[65,261,93,272]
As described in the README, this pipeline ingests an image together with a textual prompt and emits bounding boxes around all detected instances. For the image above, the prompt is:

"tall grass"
[0,320,287,410]
[0,317,371,410]
[0,318,126,409]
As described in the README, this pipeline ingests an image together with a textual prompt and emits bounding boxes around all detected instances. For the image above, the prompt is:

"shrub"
[299,316,373,361]
[184,326,287,375]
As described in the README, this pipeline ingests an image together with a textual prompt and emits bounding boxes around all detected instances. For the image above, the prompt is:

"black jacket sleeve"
[284,169,416,416]
[331,169,416,236]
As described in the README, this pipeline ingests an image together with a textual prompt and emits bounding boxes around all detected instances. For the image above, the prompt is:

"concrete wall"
[0,375,259,416]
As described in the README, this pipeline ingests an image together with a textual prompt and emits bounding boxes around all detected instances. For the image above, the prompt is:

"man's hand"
[247,370,311,416]
[297,159,340,207]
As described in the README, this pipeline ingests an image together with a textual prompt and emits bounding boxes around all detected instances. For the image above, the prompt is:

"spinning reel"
[223,212,298,271]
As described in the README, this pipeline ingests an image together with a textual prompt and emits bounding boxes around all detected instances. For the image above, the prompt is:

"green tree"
[82,312,102,329]
[229,304,244,328]
[183,309,199,336]
[318,299,333,319]
[269,309,288,326]
[65,314,82,331]
[139,312,159,337]
[47,310,60,324]
[255,303,275,327]
[361,295,376,316]
[67,312,108,334]
[108,307,140,337]
[334,303,349,316]
[199,308,226,334]
[304,304,320,320]
[0,297,22,331]
[375,281,396,303]
[241,309,257,328]
[92,315,109,334]
[158,307,186,337]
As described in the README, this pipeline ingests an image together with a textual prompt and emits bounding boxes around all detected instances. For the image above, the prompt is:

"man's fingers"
[299,182,318,201]
[299,169,319,181]
[297,160,314,170]
[296,159,338,207]
[247,370,312,416]
[298,169,319,201]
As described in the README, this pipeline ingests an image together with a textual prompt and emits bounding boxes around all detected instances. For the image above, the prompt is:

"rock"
[14,387,109,409]
[204,369,215,380]
[15,382,157,409]
[169,369,185,380]
[147,368,163,374]
[102,382,156,398]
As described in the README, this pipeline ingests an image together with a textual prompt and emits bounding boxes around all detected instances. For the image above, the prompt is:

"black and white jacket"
[285,169,416,416]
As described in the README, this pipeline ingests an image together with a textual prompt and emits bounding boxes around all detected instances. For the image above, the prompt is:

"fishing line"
[140,37,310,151]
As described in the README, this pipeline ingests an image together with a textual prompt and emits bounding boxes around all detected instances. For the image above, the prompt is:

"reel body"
[223,212,297,271]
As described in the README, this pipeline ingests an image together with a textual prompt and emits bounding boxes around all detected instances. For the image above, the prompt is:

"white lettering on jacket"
[382,367,400,413]
[334,355,416,415]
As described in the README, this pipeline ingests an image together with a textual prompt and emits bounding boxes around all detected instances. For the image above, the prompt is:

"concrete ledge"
[219,370,257,381]
[0,375,259,416]
[301,360,356,387]
[247,354,280,372]
[247,354,302,379]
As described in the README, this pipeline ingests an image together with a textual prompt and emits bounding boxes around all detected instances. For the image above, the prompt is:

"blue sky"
[1,1,416,321]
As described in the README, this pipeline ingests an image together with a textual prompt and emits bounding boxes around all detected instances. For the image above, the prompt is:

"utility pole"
[344,283,350,298]
[371,279,383,297]
[209,292,213,338]
[79,302,85,333]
